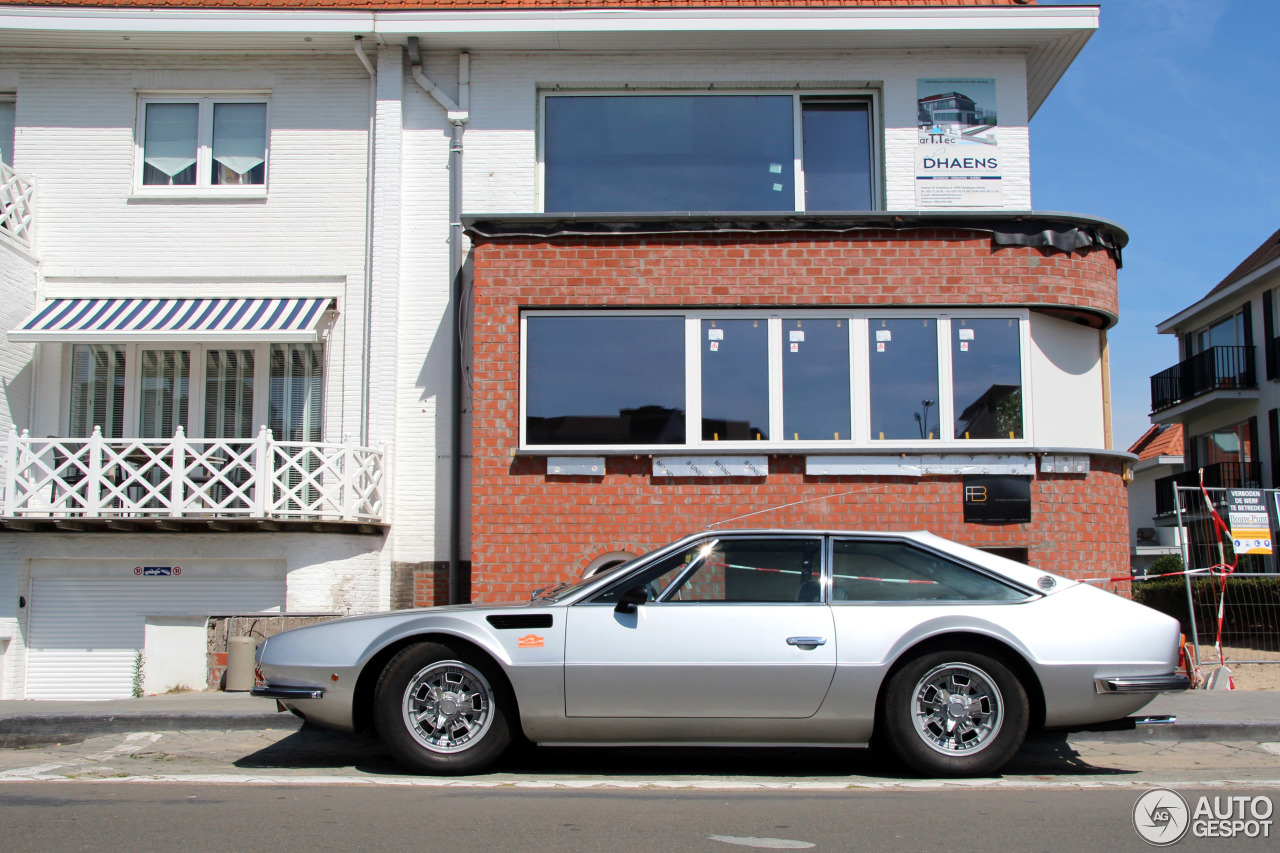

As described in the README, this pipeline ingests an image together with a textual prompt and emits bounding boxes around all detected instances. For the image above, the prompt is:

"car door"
[563,535,836,718]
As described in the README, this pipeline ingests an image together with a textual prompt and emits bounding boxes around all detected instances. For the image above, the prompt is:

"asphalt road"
[0,782,1276,853]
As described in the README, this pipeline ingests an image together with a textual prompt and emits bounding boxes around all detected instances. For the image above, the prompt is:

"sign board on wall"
[962,475,1031,524]
[916,78,1003,207]
[1227,489,1272,555]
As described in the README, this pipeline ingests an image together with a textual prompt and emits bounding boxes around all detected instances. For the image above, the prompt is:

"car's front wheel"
[882,649,1029,777]
[374,642,513,775]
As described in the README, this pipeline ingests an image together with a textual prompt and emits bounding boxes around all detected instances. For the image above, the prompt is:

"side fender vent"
[487,614,554,630]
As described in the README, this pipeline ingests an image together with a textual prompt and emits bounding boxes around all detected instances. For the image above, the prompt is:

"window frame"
[60,341,320,440]
[519,308,1032,453]
[133,92,271,198]
[536,88,883,213]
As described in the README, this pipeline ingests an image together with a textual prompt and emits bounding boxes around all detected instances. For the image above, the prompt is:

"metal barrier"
[1149,485,1280,668]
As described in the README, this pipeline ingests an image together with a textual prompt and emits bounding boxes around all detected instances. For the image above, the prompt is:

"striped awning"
[8,297,335,343]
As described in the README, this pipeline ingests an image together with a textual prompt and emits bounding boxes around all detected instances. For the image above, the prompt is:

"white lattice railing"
[2,426,385,523]
[0,162,34,246]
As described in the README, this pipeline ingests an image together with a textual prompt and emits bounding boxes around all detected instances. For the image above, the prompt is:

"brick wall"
[465,228,1126,603]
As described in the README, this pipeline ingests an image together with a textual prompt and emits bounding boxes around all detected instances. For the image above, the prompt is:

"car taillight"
[254,664,267,689]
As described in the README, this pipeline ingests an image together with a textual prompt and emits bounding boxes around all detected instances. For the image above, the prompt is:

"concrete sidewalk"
[0,691,300,746]
[0,689,1275,748]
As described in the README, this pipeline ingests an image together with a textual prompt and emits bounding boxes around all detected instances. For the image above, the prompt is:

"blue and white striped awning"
[9,297,335,343]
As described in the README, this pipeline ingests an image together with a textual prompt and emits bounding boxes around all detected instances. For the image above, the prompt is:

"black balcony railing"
[1149,345,1256,413]
[1154,461,1263,516]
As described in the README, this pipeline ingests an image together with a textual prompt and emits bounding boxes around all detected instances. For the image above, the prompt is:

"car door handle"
[786,636,827,647]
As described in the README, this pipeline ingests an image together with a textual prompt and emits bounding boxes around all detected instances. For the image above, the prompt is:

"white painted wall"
[142,616,208,695]
[1,51,372,447]
[459,49,1032,214]
[1028,313,1105,449]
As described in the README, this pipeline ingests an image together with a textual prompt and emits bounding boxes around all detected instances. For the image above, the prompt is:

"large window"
[542,93,876,213]
[951,318,1023,440]
[67,342,321,440]
[136,96,268,192]
[522,311,1029,449]
[869,318,939,441]
[525,315,686,445]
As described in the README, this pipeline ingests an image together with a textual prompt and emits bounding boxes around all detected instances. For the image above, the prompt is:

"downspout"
[408,38,470,604]
[354,35,375,446]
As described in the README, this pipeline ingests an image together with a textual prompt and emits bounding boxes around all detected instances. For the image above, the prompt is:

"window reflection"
[702,319,769,441]
[526,316,686,445]
[952,318,1023,440]
[869,318,938,440]
[781,318,850,441]
[544,95,795,212]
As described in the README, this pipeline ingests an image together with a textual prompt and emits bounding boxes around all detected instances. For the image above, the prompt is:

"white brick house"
[0,1,1106,698]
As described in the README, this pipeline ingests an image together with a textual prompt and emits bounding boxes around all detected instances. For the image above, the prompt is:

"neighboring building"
[1126,423,1184,576]
[0,0,1128,698]
[1148,226,1280,572]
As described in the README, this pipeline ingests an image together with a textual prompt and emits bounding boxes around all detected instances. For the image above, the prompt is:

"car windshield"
[531,557,639,601]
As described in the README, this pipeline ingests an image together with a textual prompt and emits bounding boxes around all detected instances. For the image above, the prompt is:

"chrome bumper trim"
[1094,674,1191,694]
[250,685,325,701]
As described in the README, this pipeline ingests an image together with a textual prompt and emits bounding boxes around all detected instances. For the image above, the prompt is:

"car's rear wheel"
[374,642,512,775]
[882,649,1028,777]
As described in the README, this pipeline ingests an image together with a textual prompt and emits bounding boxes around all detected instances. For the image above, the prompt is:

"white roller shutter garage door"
[26,561,284,700]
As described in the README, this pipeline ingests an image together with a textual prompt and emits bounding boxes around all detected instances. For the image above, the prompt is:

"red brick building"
[465,214,1129,601]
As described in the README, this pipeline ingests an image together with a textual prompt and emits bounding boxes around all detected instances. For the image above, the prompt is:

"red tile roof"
[1128,423,1184,463]
[1207,226,1280,297]
[1,0,1037,9]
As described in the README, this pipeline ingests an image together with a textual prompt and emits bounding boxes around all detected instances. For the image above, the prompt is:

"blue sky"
[1030,0,1280,448]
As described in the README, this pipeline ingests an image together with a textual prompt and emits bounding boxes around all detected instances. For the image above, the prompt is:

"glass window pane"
[142,102,198,186]
[781,318,850,441]
[544,95,795,213]
[205,350,255,439]
[525,316,685,445]
[832,539,1027,602]
[592,548,698,604]
[802,101,873,211]
[69,344,126,438]
[869,318,939,440]
[952,318,1023,440]
[212,103,267,185]
[0,99,14,166]
[701,319,768,441]
[663,538,823,603]
[269,344,323,442]
[138,350,191,439]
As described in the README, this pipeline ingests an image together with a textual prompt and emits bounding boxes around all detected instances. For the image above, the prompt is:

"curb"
[0,713,304,748]
[1062,722,1280,743]
[1,716,1274,749]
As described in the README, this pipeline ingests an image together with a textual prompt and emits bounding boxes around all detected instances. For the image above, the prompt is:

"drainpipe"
[408,39,470,604]
[354,35,375,446]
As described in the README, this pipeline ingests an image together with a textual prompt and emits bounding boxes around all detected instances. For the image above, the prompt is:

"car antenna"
[705,487,883,530]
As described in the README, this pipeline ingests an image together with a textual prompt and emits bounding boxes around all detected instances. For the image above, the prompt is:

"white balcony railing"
[2,426,385,524]
[0,162,34,246]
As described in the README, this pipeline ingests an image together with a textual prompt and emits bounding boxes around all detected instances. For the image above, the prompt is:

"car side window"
[831,539,1028,602]
[590,550,693,604]
[662,538,823,603]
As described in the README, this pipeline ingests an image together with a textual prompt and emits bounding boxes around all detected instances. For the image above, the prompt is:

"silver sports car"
[252,529,1189,777]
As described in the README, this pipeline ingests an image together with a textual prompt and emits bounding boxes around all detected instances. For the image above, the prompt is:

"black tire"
[374,641,513,775]
[881,649,1029,777]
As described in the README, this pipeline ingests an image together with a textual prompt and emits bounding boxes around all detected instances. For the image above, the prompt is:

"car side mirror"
[614,585,649,614]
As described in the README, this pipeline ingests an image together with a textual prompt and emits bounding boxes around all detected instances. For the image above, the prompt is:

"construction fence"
[1131,485,1280,668]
